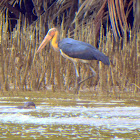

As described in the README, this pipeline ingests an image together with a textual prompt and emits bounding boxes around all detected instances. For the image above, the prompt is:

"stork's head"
[36,28,58,53]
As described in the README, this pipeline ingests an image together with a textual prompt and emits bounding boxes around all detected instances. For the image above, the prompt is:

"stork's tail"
[100,55,110,65]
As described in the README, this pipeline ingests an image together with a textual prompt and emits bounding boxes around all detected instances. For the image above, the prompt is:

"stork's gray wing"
[58,38,110,65]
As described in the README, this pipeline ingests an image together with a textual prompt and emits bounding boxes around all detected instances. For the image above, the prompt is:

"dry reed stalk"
[51,49,55,92]
[105,26,111,92]
[65,60,70,90]
[21,41,31,90]
[30,27,36,90]
[98,24,104,91]
[109,33,116,93]
[9,34,15,84]
[45,53,52,89]
[84,27,91,88]
[31,22,40,90]
[54,51,61,90]
[59,51,64,90]
[1,11,9,91]
[62,24,75,90]
[60,28,68,90]
[0,13,4,90]
[79,24,85,89]
[136,31,140,92]
[3,34,9,91]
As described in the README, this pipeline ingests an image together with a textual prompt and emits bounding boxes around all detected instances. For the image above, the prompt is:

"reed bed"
[0,12,139,94]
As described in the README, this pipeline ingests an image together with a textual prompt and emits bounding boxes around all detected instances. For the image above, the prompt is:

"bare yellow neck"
[51,30,59,51]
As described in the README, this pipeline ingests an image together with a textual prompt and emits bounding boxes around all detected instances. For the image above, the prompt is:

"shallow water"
[0,91,140,139]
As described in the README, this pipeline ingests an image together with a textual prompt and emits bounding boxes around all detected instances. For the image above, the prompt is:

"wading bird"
[36,28,110,94]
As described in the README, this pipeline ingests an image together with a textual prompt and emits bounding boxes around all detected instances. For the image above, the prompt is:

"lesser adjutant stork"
[36,28,110,93]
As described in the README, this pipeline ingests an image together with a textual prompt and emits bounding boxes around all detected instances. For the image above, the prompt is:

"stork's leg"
[73,63,96,94]
[89,65,96,76]
[78,65,96,85]
[76,65,96,94]
[73,62,80,78]
[73,62,81,94]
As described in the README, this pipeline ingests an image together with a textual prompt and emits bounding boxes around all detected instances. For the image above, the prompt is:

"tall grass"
[0,12,139,94]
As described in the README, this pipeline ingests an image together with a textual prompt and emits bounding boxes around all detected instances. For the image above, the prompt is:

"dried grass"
[0,11,139,95]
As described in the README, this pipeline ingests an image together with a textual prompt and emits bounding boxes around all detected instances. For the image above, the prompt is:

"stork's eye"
[48,31,55,37]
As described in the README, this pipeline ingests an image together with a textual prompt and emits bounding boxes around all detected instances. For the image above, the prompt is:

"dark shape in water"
[17,102,36,109]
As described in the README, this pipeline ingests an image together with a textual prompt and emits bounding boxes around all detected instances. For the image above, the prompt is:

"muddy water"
[0,91,140,139]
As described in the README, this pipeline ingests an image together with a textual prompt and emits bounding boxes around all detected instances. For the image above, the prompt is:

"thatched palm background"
[0,0,139,94]
[0,0,139,39]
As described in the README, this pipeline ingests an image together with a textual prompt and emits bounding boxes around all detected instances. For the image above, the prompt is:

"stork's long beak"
[36,34,52,53]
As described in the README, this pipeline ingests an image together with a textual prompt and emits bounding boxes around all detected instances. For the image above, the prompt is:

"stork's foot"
[74,84,81,94]
[74,75,95,94]
[74,82,81,94]
[77,76,81,83]
[74,77,81,94]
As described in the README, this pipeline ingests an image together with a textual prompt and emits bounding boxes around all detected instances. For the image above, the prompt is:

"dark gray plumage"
[58,38,110,65]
